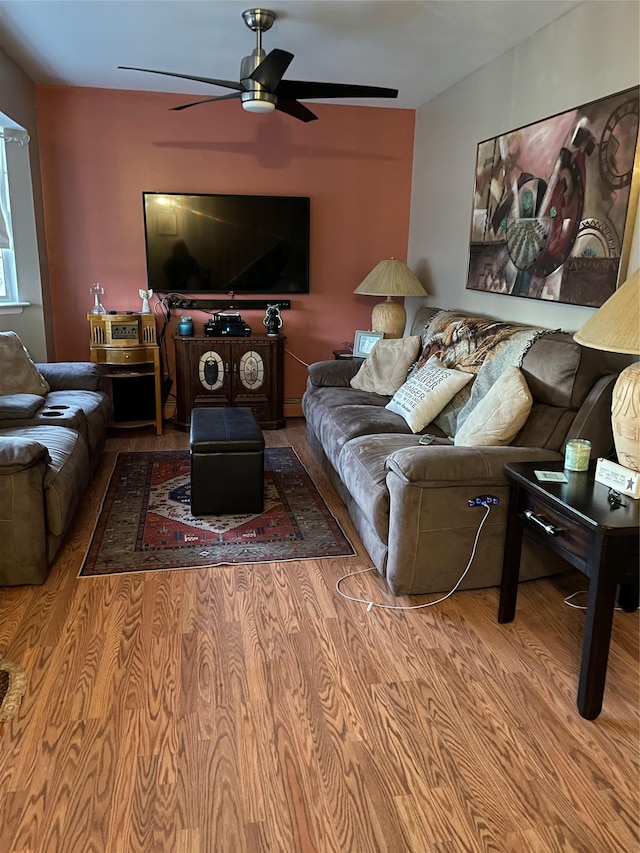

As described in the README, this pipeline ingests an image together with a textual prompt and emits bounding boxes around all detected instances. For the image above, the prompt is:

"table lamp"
[353,257,427,338]
[573,268,640,472]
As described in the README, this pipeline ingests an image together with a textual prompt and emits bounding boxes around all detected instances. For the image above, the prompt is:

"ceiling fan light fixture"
[241,91,277,113]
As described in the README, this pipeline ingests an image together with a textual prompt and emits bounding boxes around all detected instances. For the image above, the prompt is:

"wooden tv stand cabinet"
[174,334,285,430]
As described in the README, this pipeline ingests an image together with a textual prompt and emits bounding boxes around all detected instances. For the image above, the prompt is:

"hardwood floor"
[1,419,638,852]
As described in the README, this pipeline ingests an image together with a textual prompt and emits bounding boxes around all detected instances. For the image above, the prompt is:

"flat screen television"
[142,192,310,295]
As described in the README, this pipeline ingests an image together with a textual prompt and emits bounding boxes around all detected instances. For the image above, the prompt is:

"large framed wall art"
[466,86,639,307]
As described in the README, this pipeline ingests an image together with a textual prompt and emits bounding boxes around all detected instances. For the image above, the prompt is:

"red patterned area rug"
[80,447,354,576]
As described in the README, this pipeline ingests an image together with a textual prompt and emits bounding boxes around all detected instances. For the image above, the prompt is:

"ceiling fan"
[119,7,398,122]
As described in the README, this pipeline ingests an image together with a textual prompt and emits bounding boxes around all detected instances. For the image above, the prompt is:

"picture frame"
[465,85,640,308]
[353,330,383,358]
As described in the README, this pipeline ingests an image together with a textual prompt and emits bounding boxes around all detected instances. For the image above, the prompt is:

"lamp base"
[612,361,640,472]
[371,297,406,339]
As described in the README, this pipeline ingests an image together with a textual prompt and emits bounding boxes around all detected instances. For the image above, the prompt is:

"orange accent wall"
[35,86,415,408]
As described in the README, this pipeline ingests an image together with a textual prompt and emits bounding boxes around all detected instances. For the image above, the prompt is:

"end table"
[499,460,639,719]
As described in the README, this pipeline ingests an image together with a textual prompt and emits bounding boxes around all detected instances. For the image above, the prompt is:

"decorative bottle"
[90,282,106,314]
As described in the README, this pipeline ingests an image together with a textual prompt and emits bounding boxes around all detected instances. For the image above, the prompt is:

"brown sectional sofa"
[302,307,615,596]
[0,361,111,586]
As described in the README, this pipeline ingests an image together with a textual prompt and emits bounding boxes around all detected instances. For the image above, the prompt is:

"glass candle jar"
[564,439,591,472]
[177,316,193,336]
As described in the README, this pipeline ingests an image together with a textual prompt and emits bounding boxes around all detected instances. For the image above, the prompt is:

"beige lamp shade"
[354,258,427,338]
[573,269,640,472]
[573,269,640,354]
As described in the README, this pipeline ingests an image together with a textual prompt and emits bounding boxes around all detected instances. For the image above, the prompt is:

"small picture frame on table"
[353,330,383,358]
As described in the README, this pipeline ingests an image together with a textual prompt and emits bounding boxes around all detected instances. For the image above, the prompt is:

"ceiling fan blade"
[118,66,243,91]
[276,99,318,123]
[249,49,294,91]
[276,80,398,101]
[171,92,243,111]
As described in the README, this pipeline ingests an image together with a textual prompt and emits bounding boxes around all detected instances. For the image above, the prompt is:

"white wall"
[407,0,639,344]
[0,46,51,361]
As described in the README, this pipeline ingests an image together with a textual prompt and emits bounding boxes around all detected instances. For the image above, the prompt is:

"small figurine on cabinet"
[90,282,106,314]
[263,304,283,337]
[139,288,153,314]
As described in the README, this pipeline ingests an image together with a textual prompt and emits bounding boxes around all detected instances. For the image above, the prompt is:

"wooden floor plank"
[0,419,637,852]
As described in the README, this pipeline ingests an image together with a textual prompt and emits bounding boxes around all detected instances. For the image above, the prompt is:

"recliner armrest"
[307,359,363,387]
[0,435,50,472]
[36,362,100,392]
[385,444,561,485]
[0,394,44,420]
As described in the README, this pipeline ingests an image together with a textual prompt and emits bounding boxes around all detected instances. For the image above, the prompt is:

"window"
[0,132,18,303]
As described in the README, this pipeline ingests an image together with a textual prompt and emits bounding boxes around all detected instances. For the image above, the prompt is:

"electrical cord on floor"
[336,503,492,612]
[564,591,588,610]
[564,590,622,612]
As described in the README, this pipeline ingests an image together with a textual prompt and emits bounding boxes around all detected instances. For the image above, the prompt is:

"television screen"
[142,192,310,294]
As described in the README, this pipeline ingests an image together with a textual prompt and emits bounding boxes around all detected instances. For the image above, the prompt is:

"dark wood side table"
[499,461,639,719]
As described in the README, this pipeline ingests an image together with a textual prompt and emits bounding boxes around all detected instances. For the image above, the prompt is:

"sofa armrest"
[307,359,364,388]
[383,444,563,596]
[385,444,562,485]
[564,373,616,459]
[0,436,51,586]
[0,436,50,473]
[36,362,100,391]
[0,394,44,420]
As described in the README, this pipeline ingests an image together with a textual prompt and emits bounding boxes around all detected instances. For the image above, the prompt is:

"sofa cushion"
[454,367,533,447]
[350,336,421,395]
[45,390,112,457]
[36,362,101,392]
[385,357,473,433]
[0,332,50,396]
[520,333,605,409]
[316,403,416,471]
[0,394,44,419]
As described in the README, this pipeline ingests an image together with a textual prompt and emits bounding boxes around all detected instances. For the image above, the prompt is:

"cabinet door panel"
[231,339,284,428]
[175,340,232,428]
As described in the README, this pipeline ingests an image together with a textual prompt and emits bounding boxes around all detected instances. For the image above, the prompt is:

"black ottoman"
[190,407,265,516]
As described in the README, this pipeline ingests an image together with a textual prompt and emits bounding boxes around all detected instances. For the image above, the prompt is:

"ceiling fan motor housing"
[240,50,277,112]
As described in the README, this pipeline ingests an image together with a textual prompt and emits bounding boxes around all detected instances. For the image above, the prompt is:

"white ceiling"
[0,0,582,110]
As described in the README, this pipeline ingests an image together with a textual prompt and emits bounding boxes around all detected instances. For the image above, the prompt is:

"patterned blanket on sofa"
[414,311,558,437]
